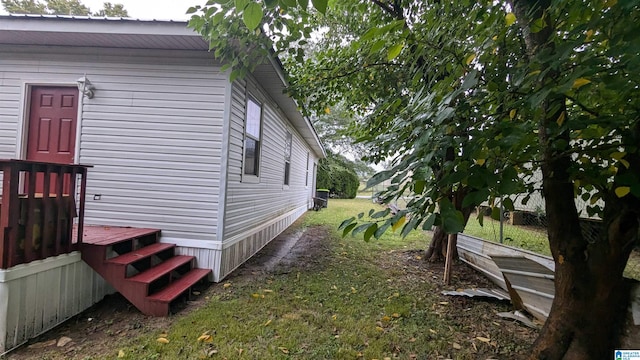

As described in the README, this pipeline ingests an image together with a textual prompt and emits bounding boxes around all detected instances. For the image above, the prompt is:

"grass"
[463,215,551,256]
[112,199,531,360]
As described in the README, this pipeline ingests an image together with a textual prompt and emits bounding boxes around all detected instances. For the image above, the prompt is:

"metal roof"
[0,14,325,158]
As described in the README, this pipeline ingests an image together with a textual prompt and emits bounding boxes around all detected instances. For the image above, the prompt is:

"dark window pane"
[284,161,290,185]
[244,138,259,175]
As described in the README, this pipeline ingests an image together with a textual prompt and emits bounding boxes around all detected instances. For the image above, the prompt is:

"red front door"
[26,86,78,164]
[26,86,79,194]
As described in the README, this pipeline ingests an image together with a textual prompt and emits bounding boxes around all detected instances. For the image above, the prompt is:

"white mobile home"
[0,15,324,352]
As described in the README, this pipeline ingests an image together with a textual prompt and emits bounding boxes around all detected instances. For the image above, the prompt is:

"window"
[244,97,262,176]
[305,152,310,187]
[284,131,292,185]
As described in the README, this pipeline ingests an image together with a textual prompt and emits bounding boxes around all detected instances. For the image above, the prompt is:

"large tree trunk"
[511,0,640,358]
[425,187,473,262]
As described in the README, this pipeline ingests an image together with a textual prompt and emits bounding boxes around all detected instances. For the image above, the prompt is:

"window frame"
[242,95,263,182]
[284,131,292,186]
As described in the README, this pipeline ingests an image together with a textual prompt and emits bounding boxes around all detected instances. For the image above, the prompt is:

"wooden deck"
[74,224,161,245]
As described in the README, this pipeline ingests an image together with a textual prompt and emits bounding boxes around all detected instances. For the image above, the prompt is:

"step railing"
[0,159,91,269]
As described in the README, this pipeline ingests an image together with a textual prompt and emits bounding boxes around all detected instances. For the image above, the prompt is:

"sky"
[0,0,205,20]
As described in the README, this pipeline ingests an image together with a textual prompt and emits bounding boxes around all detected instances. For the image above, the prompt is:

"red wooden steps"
[106,243,175,265]
[80,225,211,316]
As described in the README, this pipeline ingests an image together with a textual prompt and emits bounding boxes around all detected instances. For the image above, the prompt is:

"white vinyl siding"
[0,45,225,243]
[223,77,318,240]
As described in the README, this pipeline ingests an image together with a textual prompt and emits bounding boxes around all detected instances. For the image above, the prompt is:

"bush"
[317,151,359,199]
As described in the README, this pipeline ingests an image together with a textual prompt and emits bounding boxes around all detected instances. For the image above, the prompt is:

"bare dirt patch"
[5,222,537,359]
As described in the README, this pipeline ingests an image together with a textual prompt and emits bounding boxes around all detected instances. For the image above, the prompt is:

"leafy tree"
[189,0,640,358]
[1,0,45,13]
[317,151,360,199]
[311,104,375,179]
[91,2,127,17]
[2,0,128,16]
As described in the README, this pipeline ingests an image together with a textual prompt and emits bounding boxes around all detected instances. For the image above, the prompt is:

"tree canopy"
[316,150,360,199]
[2,0,128,16]
[189,0,640,357]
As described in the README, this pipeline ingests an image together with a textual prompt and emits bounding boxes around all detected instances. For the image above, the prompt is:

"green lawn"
[463,215,551,256]
[110,199,534,360]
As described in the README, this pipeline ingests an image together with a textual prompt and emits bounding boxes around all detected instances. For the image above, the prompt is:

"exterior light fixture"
[76,75,95,99]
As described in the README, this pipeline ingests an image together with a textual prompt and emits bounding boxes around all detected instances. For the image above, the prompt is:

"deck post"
[0,163,20,268]
[443,233,456,285]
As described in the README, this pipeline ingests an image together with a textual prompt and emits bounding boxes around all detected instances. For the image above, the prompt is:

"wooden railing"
[0,160,91,269]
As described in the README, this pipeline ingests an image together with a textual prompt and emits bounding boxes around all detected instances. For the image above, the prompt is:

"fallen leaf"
[476,336,491,343]
[439,302,449,305]
[453,342,462,350]
[263,289,273,293]
[332,314,337,320]
[223,283,232,288]
[408,337,417,342]
[57,336,72,347]
[381,315,391,322]
[278,346,289,354]
[118,349,125,358]
[157,337,170,344]
[193,291,201,295]
[264,319,272,326]
[351,287,357,294]
[197,334,213,343]
[251,293,260,298]
[376,326,384,332]
[429,329,437,334]
[28,340,56,349]
[391,313,400,318]
[238,348,244,355]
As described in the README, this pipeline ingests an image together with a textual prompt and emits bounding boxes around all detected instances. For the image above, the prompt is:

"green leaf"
[186,6,199,14]
[502,197,514,211]
[387,42,404,61]
[265,0,277,6]
[490,206,501,221]
[440,198,465,234]
[414,180,425,194]
[364,223,378,242]
[280,0,297,7]
[311,0,328,14]
[235,0,250,10]
[342,223,357,237]
[242,2,263,30]
[338,217,355,230]
[298,0,309,9]
[371,209,390,219]
[357,212,364,219]
[422,213,436,230]
[369,39,386,54]
[352,223,371,236]
[530,17,546,33]
[374,221,391,239]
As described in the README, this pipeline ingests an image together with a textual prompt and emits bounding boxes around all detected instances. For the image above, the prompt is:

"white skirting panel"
[0,252,114,354]
[217,205,307,282]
